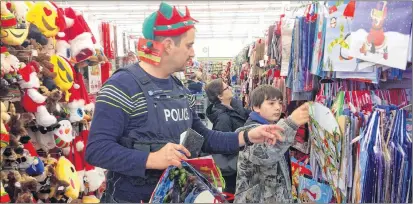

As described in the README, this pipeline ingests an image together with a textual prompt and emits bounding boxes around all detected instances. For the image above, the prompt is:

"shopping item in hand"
[149,161,227,203]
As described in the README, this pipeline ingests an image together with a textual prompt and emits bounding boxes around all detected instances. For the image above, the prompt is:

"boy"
[234,85,310,203]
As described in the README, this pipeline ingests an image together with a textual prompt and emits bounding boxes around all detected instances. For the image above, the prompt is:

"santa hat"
[0,12,17,29]
[17,62,38,82]
[24,141,39,157]
[142,2,198,41]
[0,46,8,54]
[49,1,67,38]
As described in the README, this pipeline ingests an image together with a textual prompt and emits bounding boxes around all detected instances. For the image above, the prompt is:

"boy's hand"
[290,102,310,126]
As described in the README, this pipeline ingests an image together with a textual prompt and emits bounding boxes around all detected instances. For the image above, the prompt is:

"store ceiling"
[59,1,307,39]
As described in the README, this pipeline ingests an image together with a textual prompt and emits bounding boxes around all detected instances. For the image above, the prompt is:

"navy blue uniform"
[86,63,240,203]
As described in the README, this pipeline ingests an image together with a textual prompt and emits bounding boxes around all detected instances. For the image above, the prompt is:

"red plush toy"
[17,62,56,127]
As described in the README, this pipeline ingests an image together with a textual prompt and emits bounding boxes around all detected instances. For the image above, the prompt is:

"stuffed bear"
[32,54,58,91]
[17,62,57,127]
[46,89,63,115]
[15,174,38,203]
[4,170,21,202]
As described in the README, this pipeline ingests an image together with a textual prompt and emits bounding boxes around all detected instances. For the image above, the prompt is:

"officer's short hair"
[205,79,224,104]
[154,33,186,46]
[250,85,283,108]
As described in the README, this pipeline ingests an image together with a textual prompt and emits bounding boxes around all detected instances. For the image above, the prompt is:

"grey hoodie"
[234,117,298,203]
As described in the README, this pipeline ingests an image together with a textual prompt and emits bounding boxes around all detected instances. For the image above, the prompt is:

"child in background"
[234,85,310,203]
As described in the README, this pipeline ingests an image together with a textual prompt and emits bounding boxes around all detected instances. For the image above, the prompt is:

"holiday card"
[349,1,412,70]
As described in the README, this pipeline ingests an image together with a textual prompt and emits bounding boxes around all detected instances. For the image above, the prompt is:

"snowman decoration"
[17,62,57,127]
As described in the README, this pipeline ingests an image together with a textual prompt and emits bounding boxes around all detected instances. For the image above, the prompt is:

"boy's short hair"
[250,85,283,108]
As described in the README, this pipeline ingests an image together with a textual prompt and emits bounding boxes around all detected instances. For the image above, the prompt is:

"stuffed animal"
[15,174,38,203]
[55,156,81,199]
[0,2,16,27]
[0,3,28,46]
[1,47,12,77]
[0,102,11,148]
[82,167,105,203]
[48,165,70,203]
[25,2,66,38]
[41,37,56,56]
[5,170,22,202]
[53,119,73,151]
[32,54,58,91]
[45,89,63,115]
[7,1,29,26]
[50,55,75,101]
[56,7,95,63]
[35,131,56,154]
[0,182,11,203]
[4,52,24,84]
[17,62,57,127]
[9,112,35,142]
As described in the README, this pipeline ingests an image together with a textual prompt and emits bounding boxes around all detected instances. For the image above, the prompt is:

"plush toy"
[56,7,95,63]
[53,119,73,151]
[45,89,63,115]
[55,156,81,199]
[0,4,29,46]
[17,62,57,127]
[0,182,11,203]
[25,2,66,38]
[0,102,11,148]
[32,54,58,91]
[1,47,12,77]
[82,167,105,203]
[7,45,32,64]
[5,170,22,202]
[15,174,38,203]
[35,131,56,154]
[4,51,24,84]
[0,1,17,29]
[8,112,34,145]
[50,55,75,101]
[48,164,70,203]
[41,37,56,56]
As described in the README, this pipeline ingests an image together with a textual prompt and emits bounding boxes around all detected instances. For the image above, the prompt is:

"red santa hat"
[49,1,67,38]
[1,46,8,54]
[17,62,38,82]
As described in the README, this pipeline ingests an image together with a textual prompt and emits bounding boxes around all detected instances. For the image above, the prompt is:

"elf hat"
[142,2,198,41]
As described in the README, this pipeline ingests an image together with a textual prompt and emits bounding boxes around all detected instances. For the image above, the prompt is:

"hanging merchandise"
[310,3,327,76]
[0,1,109,203]
[281,15,295,77]
[323,1,374,72]
[349,1,412,70]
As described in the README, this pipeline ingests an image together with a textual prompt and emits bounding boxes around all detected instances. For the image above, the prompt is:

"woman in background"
[205,78,250,197]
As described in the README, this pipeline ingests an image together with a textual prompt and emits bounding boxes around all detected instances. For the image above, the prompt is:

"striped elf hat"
[142,2,198,41]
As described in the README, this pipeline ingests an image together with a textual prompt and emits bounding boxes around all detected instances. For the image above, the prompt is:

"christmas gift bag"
[298,176,334,203]
[149,161,227,203]
[350,1,412,70]
[291,156,312,201]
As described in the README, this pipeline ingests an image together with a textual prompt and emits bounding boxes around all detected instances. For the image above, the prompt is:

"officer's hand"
[290,102,310,126]
[247,124,284,145]
[146,143,191,170]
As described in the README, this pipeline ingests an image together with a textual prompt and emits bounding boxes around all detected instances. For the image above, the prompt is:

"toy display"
[0,1,107,203]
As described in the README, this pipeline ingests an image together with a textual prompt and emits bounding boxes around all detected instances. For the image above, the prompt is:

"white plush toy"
[17,62,56,127]
[82,167,106,203]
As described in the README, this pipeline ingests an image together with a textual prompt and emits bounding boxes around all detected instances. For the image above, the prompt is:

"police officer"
[85,2,284,203]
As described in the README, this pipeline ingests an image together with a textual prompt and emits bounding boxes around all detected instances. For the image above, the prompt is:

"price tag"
[32,49,38,57]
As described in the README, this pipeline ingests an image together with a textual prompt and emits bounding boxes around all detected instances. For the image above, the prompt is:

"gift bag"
[149,161,227,203]
[291,156,312,201]
[298,176,334,203]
